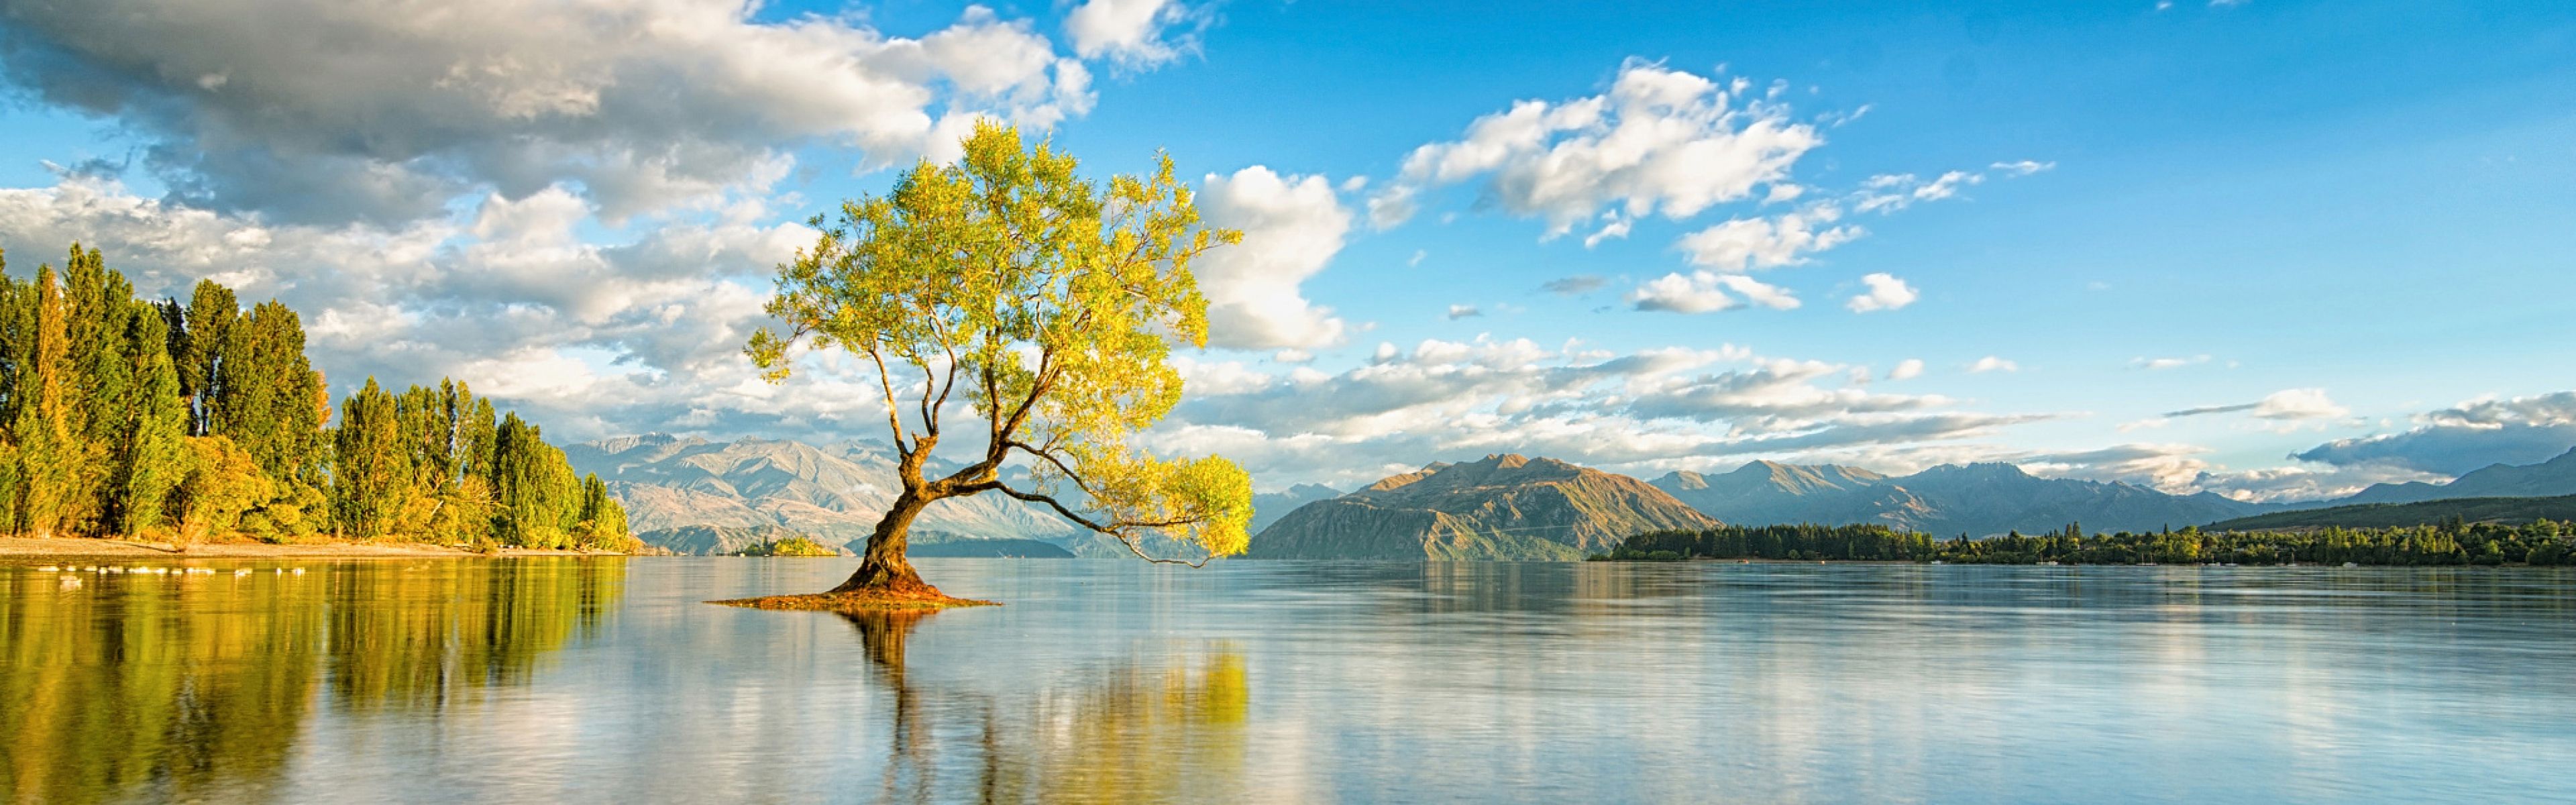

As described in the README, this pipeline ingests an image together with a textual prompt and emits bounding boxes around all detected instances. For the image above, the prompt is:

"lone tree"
[743,122,1254,606]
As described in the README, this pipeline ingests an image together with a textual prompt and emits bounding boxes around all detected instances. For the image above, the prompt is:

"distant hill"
[2210,495,2576,531]
[1248,454,1717,559]
[1650,460,2263,537]
[911,538,1077,558]
[2334,447,2576,505]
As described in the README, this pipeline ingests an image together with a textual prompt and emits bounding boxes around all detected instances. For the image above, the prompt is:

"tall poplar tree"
[330,378,411,541]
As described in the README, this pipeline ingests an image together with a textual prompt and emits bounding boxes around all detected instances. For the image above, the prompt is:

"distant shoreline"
[0,537,633,559]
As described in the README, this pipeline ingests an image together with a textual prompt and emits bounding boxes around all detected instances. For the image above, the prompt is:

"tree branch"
[979,482,1213,568]
[863,345,910,458]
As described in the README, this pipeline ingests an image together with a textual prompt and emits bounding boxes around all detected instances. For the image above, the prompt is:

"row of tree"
[0,244,633,550]
[1605,519,2576,566]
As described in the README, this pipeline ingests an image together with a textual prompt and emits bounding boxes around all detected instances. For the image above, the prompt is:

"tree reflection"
[840,610,1250,804]
[0,559,624,804]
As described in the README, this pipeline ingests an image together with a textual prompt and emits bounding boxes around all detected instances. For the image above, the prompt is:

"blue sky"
[0,0,2569,497]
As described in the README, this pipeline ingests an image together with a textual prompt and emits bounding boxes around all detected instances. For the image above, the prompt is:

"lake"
[5,557,2575,804]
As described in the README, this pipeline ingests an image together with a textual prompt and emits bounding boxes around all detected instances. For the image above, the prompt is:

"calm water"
[5,558,2576,804]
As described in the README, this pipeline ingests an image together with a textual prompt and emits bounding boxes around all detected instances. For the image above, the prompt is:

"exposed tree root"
[709,586,996,612]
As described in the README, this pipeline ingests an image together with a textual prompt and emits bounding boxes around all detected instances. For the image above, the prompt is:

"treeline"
[0,244,632,550]
[1605,519,2576,567]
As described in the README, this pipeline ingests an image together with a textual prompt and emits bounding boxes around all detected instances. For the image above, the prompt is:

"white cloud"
[1968,356,2019,374]
[1627,272,1738,314]
[0,174,861,441]
[1845,272,1919,313]
[1887,359,1925,380]
[1368,60,1823,235]
[0,0,1102,225]
[1675,204,1863,272]
[2131,354,2212,370]
[2164,388,2347,421]
[1065,0,1203,69]
[1717,274,1801,309]
[1446,305,1482,320]
[1990,160,2056,176]
[1627,271,1798,313]
[2293,390,2576,475]
[1853,170,1982,213]
[1194,166,1352,350]
[1152,339,2054,487]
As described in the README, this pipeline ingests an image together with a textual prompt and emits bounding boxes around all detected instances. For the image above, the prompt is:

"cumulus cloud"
[0,0,1104,225]
[0,174,848,441]
[1366,60,1822,235]
[1968,356,2019,374]
[1887,359,1925,380]
[1674,204,1864,272]
[1193,166,1352,350]
[1065,0,1205,69]
[1446,305,1482,320]
[2292,390,2576,475]
[1628,271,1799,313]
[1845,272,1919,313]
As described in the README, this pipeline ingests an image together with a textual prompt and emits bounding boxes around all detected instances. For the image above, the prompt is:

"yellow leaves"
[1063,447,1253,559]
[744,121,1252,557]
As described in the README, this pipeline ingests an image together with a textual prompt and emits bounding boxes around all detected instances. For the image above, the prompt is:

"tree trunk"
[831,491,940,594]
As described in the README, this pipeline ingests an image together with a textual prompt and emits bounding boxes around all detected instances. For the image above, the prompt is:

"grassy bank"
[0,536,634,558]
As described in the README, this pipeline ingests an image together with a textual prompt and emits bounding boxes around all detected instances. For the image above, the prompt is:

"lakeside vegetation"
[1601,520,2576,566]
[737,536,839,557]
[0,244,633,551]
[2208,494,2576,531]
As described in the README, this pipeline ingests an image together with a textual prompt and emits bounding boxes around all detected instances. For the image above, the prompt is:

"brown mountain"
[565,435,1087,553]
[1246,454,1719,559]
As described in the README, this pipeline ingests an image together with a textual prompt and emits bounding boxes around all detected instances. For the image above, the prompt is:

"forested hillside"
[0,244,631,550]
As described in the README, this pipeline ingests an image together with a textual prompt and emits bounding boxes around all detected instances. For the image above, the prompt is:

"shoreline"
[0,537,633,559]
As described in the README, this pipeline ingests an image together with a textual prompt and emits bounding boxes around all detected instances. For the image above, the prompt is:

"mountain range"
[2334,447,2576,505]
[569,435,1338,558]
[578,434,2576,559]
[1649,460,2265,537]
[1246,454,1715,559]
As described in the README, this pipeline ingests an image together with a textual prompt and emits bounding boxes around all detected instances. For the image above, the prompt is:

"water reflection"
[0,559,625,804]
[843,608,1249,804]
[8,559,2576,803]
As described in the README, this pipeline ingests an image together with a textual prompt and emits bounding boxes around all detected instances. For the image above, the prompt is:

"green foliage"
[173,435,270,545]
[0,242,633,551]
[740,535,839,557]
[748,121,1252,569]
[1610,520,2576,567]
[331,378,412,540]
